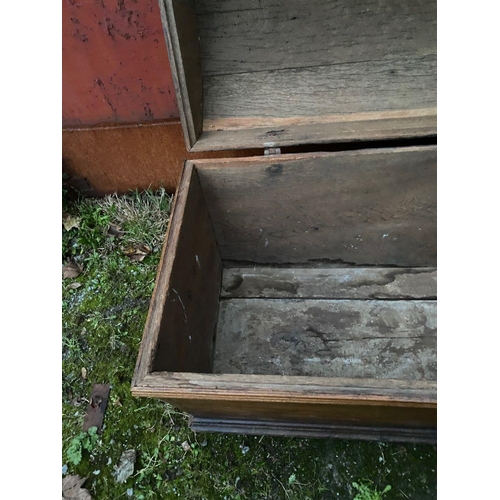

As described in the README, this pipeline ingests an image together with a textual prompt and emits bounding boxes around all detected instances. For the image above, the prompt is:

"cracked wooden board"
[195,0,436,77]
[213,299,436,379]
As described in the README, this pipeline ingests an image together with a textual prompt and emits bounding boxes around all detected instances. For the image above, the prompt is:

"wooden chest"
[132,0,437,443]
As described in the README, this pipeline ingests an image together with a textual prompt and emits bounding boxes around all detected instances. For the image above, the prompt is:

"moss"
[62,190,436,500]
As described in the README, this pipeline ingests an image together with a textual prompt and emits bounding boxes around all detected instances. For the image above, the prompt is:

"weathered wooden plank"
[152,166,222,372]
[132,165,193,387]
[213,299,436,379]
[137,372,436,404]
[195,147,437,266]
[195,0,436,76]
[189,416,436,443]
[132,163,222,383]
[203,55,436,121]
[203,108,436,132]
[221,267,437,299]
[160,0,203,149]
[194,112,437,151]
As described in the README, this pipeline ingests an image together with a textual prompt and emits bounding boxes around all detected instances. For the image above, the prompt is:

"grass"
[62,188,437,499]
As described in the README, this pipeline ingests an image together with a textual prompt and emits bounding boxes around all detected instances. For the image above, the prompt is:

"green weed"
[66,427,99,466]
[352,480,392,500]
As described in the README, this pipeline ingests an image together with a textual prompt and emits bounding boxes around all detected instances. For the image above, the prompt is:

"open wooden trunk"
[132,0,437,442]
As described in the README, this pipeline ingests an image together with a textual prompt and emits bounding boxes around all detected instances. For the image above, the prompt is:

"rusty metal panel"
[63,0,179,126]
[62,121,262,195]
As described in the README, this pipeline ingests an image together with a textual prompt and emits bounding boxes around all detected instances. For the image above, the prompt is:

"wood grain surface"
[197,0,436,123]
[133,163,222,383]
[160,0,203,148]
[152,166,222,372]
[178,397,436,427]
[195,0,436,75]
[177,396,436,429]
[221,267,437,299]
[195,147,437,265]
[136,372,436,404]
[203,55,436,121]
[133,370,436,439]
[189,416,436,443]
[194,112,437,151]
[213,299,436,379]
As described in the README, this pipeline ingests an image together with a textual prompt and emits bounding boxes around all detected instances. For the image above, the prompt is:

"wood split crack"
[203,55,436,79]
[171,288,188,323]
[219,296,436,301]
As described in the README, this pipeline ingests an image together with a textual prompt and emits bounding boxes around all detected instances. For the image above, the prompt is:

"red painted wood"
[62,0,179,127]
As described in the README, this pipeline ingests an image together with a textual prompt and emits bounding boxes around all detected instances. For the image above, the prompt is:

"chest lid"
[161,0,436,152]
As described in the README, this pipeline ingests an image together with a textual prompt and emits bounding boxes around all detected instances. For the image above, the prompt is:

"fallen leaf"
[122,244,151,262]
[68,282,82,290]
[113,397,122,407]
[81,367,87,380]
[62,475,92,500]
[181,441,192,452]
[63,212,81,231]
[107,223,125,238]
[113,449,136,484]
[63,262,82,279]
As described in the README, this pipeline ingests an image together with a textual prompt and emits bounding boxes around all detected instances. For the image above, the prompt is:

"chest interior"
[149,148,436,382]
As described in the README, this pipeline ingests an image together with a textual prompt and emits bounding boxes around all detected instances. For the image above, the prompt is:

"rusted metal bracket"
[83,384,110,432]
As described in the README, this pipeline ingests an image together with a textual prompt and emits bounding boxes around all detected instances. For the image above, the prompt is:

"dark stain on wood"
[266,163,284,176]
[224,274,244,293]
[305,307,362,329]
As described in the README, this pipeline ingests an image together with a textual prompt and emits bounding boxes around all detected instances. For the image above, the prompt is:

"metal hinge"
[264,147,282,155]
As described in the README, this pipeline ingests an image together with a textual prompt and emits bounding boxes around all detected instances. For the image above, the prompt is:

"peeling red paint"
[63,0,179,126]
